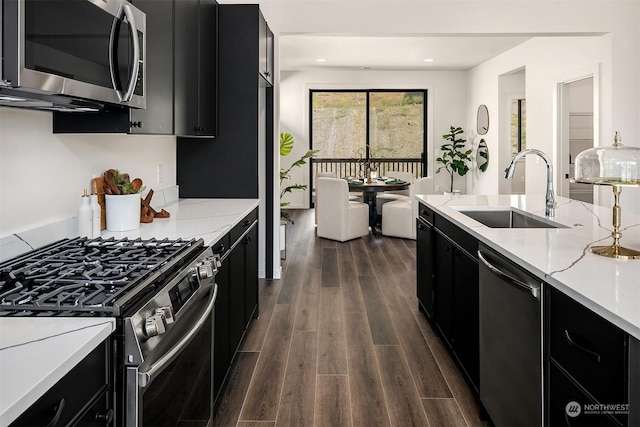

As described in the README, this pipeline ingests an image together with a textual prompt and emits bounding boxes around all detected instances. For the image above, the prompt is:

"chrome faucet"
[505,149,557,218]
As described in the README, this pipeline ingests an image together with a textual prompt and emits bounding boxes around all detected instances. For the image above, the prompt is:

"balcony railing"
[312,157,423,181]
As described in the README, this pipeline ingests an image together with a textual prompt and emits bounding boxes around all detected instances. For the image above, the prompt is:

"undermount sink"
[455,208,566,229]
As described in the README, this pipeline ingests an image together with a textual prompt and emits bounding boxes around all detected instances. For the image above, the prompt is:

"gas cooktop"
[0,237,204,316]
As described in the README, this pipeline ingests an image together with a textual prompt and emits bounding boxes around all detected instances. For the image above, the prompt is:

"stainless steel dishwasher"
[478,243,543,426]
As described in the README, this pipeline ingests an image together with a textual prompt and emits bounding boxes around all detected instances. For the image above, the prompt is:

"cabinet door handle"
[418,223,427,231]
[564,330,601,363]
[242,219,252,227]
[46,398,65,427]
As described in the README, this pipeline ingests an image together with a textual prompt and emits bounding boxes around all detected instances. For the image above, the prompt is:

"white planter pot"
[105,194,141,231]
[280,221,286,259]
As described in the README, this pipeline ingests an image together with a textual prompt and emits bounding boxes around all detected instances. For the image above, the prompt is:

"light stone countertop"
[100,198,260,245]
[416,194,640,339]
[1,196,260,261]
[0,318,116,425]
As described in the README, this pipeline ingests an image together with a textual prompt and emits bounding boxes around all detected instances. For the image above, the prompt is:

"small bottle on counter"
[90,193,101,238]
[78,189,92,238]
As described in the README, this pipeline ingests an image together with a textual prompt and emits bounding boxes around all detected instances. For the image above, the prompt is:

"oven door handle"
[138,284,217,388]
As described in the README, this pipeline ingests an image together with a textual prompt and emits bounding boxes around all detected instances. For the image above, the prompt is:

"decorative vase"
[105,193,141,231]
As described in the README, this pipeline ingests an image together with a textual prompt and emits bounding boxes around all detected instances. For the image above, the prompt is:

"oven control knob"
[192,260,213,280]
[155,305,174,325]
[145,314,167,338]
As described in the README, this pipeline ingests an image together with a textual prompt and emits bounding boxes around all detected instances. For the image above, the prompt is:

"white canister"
[105,193,141,231]
[90,194,101,238]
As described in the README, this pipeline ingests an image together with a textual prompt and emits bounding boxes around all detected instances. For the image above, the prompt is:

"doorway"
[498,68,525,195]
[558,77,595,203]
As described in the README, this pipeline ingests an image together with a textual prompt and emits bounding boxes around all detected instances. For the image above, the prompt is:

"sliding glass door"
[309,89,426,185]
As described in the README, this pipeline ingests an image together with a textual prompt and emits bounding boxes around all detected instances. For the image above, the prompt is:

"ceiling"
[279,34,532,71]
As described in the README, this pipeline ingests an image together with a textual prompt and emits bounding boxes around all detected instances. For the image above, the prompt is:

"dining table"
[346,177,410,234]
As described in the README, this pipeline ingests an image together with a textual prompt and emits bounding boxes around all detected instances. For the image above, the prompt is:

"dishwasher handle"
[478,250,540,299]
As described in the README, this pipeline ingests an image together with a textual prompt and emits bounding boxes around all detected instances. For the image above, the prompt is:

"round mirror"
[477,105,489,135]
[477,138,489,172]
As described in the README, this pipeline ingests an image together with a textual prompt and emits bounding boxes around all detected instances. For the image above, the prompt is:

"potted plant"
[280,132,317,224]
[102,169,145,231]
[279,132,317,258]
[435,126,473,193]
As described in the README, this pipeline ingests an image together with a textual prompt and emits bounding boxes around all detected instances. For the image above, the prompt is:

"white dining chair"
[314,171,337,224]
[381,177,434,240]
[316,177,369,242]
[314,171,360,223]
[376,170,413,215]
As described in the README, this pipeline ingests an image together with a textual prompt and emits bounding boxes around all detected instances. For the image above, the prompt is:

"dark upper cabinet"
[53,0,217,137]
[259,12,274,85]
[174,0,217,137]
[177,4,274,198]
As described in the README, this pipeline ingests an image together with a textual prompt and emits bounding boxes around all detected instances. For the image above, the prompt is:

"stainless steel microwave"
[1,0,146,110]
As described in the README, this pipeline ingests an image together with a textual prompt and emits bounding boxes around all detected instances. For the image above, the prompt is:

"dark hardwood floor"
[213,209,485,427]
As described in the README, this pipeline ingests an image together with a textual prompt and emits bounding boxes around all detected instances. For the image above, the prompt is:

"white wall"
[467,32,639,215]
[279,69,467,208]
[0,108,176,237]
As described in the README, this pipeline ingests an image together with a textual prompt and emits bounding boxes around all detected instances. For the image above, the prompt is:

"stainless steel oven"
[122,249,218,427]
[0,237,218,427]
[1,0,146,110]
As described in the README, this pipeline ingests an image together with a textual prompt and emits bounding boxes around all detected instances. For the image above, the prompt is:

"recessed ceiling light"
[316,58,327,62]
[423,58,435,62]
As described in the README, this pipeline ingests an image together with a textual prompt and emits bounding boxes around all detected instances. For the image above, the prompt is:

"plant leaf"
[280,132,295,157]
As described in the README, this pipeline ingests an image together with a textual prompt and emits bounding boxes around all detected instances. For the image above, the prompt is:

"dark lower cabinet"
[453,249,479,388]
[549,362,620,426]
[213,209,259,405]
[243,222,259,325]
[212,235,230,400]
[433,231,455,344]
[10,340,111,427]
[416,202,479,394]
[416,217,434,317]
[547,286,638,427]
[433,229,479,393]
[228,237,247,357]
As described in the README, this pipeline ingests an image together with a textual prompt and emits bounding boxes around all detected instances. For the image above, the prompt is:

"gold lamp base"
[589,244,640,260]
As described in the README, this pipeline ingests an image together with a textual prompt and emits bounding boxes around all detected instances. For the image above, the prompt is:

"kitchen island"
[0,197,259,425]
[417,193,640,426]
[416,193,640,339]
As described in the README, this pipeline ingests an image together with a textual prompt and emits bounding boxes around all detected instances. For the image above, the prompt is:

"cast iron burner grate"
[0,237,201,316]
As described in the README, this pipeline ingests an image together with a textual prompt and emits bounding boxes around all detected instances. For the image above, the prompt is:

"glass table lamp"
[572,131,640,259]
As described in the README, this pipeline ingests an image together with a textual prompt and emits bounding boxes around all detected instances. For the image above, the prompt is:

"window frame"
[308,88,428,163]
